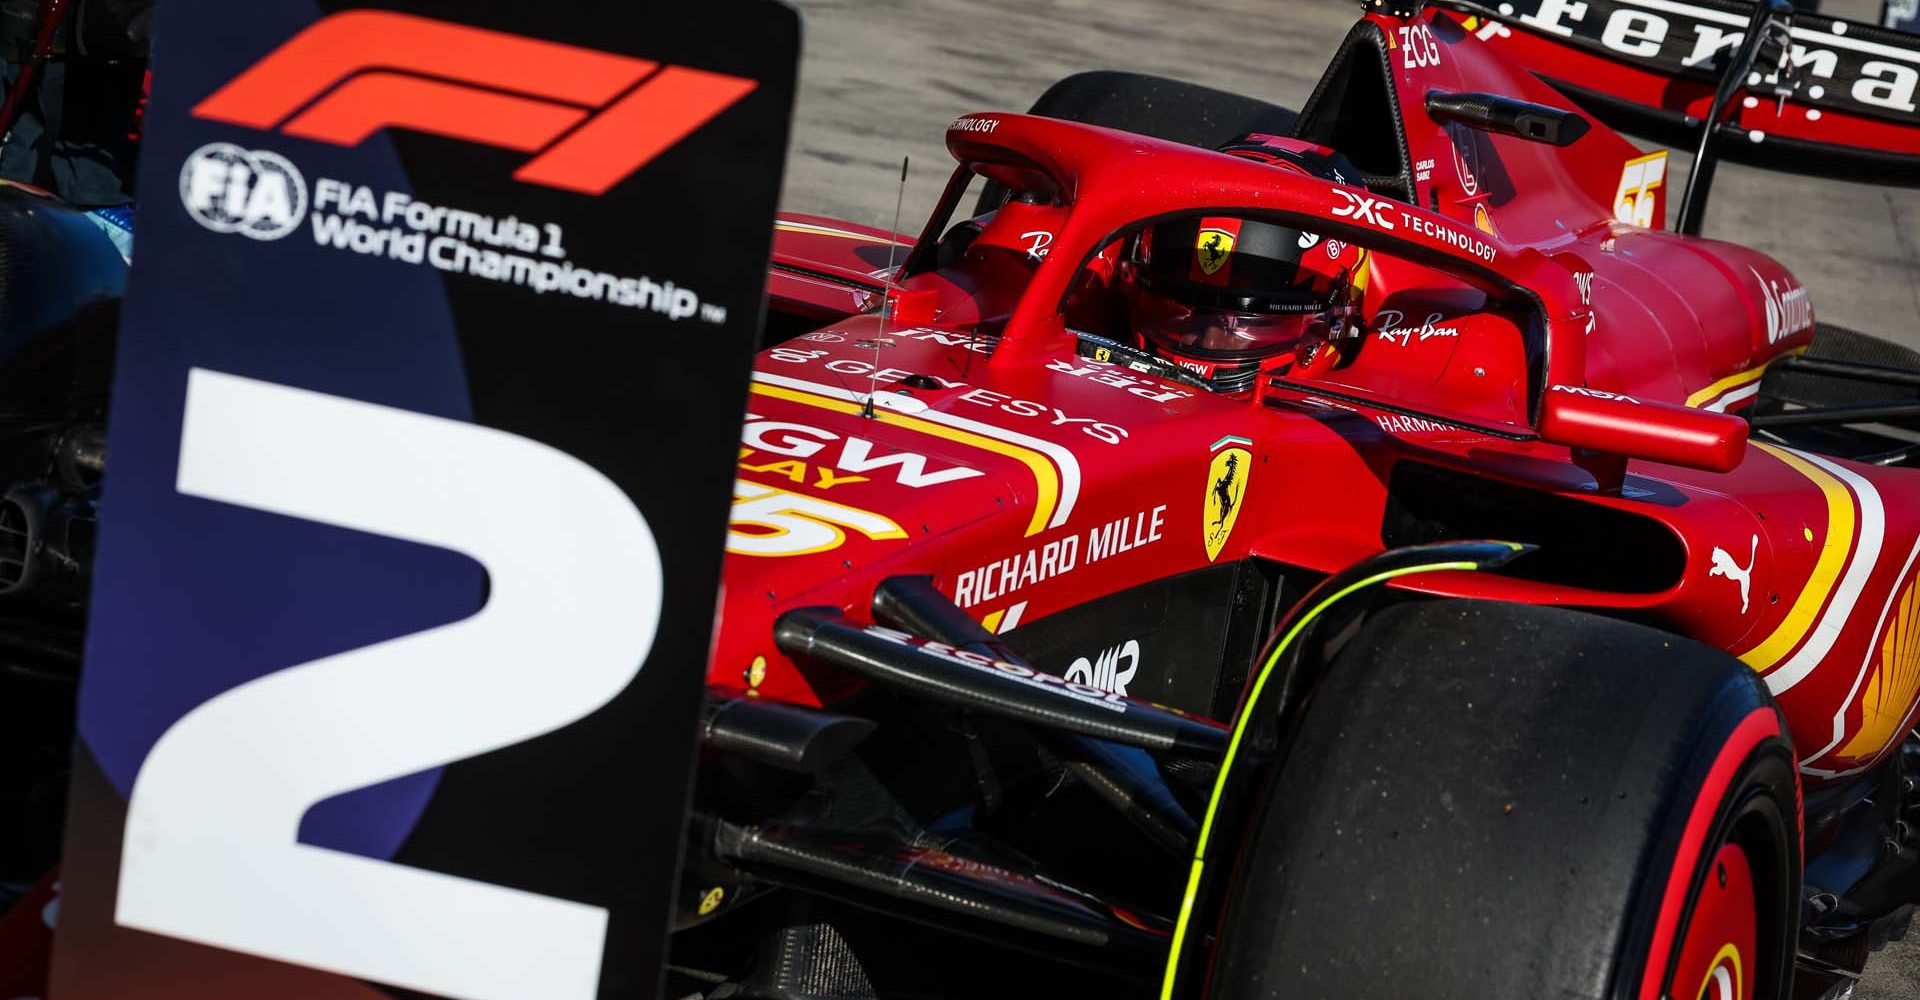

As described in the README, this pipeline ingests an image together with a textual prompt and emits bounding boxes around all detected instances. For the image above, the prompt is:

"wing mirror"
[1538,385,1748,490]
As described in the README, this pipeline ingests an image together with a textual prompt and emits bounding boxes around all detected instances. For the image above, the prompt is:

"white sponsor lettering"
[866,626,1129,712]
[1854,60,1919,112]
[1066,639,1141,696]
[766,347,1131,443]
[1602,9,1667,56]
[954,504,1167,608]
[1517,0,1590,37]
[1753,268,1813,343]
[950,116,1001,133]
[1375,414,1456,434]
[1332,188,1395,230]
[1398,24,1443,67]
[739,414,983,489]
[1374,309,1460,346]
[1551,384,1641,403]
[1397,212,1497,261]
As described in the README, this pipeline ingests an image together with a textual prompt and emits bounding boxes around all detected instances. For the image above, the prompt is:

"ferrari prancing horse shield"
[1205,441,1251,562]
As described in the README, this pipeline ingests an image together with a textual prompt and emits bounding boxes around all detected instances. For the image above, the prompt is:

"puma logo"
[1709,535,1758,613]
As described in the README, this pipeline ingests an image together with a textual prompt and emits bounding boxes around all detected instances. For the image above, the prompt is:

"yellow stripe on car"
[1738,442,1854,674]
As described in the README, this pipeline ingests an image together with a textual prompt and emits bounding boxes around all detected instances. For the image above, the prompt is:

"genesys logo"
[192,9,756,196]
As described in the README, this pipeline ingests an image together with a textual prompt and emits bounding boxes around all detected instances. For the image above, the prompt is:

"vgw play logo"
[178,142,309,240]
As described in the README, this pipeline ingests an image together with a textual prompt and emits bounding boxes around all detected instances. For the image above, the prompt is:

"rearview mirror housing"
[1538,385,1748,476]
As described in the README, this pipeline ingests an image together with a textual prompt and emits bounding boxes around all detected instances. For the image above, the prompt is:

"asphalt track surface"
[778,0,1920,995]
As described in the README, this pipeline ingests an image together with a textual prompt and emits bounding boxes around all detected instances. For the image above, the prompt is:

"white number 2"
[115,368,664,1000]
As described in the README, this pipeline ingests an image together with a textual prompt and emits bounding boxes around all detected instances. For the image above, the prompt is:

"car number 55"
[113,368,663,1000]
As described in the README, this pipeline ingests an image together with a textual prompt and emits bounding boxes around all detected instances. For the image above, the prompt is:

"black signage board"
[48,2,797,998]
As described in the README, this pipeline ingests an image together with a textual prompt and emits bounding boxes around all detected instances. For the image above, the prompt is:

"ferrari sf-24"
[6,0,1920,997]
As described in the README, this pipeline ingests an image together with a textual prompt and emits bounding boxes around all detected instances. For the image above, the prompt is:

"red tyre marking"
[1672,843,1757,1000]
[1638,708,1782,1000]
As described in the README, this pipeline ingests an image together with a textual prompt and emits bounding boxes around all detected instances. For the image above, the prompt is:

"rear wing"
[1434,0,1920,224]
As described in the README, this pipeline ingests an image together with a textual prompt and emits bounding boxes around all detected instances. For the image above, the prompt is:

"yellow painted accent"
[1738,443,1853,672]
[1160,553,1511,999]
[981,609,1006,632]
[1684,346,1806,409]
[698,886,726,916]
[1804,527,1814,543]
[1684,366,1765,408]
[749,381,1060,537]
[1840,575,1920,758]
[1693,941,1743,1000]
[745,655,767,692]
[775,221,899,245]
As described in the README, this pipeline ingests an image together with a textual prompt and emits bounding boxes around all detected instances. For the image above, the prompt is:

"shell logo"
[1840,573,1920,758]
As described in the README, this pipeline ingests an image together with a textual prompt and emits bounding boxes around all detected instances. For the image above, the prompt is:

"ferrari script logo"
[1196,228,1235,276]
[1205,445,1250,561]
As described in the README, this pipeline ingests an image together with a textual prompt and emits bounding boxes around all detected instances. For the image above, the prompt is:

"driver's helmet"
[1120,134,1368,394]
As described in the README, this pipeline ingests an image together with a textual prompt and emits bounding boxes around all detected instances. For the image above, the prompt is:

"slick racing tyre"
[1207,599,1800,1000]
[973,71,1298,215]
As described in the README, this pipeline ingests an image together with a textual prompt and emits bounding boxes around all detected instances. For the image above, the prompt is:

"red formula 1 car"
[3,1,1920,998]
[674,2,1920,998]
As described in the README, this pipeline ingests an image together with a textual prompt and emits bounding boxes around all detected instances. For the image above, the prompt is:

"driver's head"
[1120,135,1367,394]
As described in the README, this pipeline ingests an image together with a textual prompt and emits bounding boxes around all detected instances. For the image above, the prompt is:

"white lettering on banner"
[955,505,1167,608]
[118,369,661,1000]
[242,176,727,323]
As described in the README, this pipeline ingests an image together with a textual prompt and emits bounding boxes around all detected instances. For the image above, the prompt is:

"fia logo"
[1331,189,1395,231]
[1065,639,1141,696]
[1709,535,1758,614]
[179,143,308,240]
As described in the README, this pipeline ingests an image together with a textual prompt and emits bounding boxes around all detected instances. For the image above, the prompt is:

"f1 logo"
[192,10,756,196]
[1331,188,1395,231]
